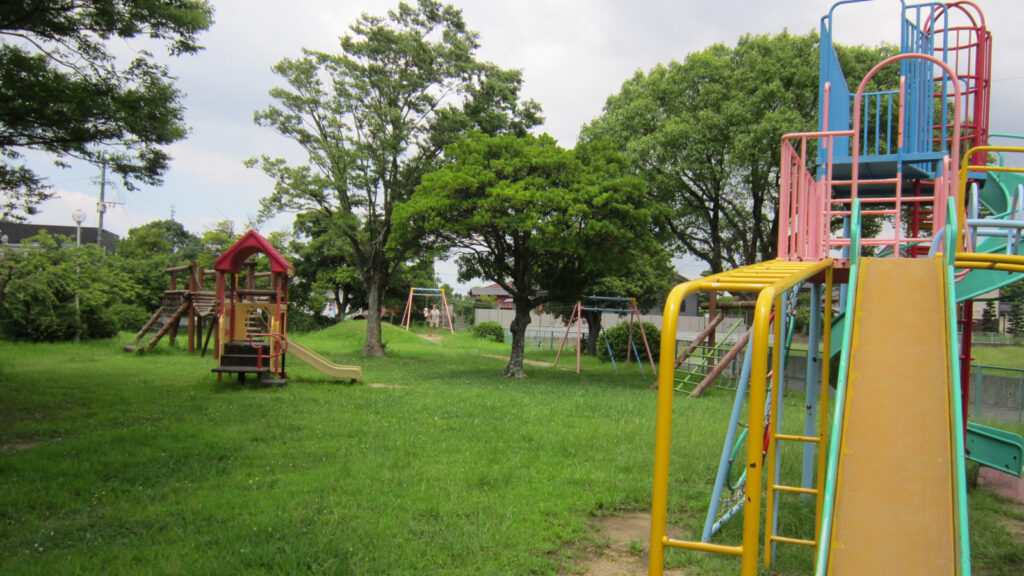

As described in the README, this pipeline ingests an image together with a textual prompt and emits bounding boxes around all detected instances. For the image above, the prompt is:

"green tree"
[394,132,653,377]
[250,0,540,357]
[980,300,998,333]
[0,1,215,221]
[563,251,673,357]
[289,212,360,322]
[581,32,896,273]
[1008,301,1024,337]
[196,220,239,269]
[115,219,201,312]
[0,230,134,340]
[1003,281,1024,336]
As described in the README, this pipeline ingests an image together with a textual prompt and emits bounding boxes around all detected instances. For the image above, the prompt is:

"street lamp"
[72,209,87,246]
[71,209,87,341]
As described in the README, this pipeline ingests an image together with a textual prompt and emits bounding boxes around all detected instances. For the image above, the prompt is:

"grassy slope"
[0,324,1021,574]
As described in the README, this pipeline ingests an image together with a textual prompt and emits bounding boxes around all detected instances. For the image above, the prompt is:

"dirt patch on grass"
[481,354,555,367]
[367,382,408,389]
[978,469,1024,544]
[569,511,689,576]
[417,334,443,343]
[978,467,1024,502]
[0,440,46,453]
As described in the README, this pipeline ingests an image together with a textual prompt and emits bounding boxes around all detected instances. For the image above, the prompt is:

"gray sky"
[23,0,1024,291]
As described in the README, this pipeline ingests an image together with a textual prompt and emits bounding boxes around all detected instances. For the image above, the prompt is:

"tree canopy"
[582,31,897,273]
[115,219,201,312]
[0,0,214,221]
[394,132,656,377]
[251,0,540,356]
[0,230,134,340]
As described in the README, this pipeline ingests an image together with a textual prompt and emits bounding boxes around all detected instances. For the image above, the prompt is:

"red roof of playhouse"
[213,230,294,274]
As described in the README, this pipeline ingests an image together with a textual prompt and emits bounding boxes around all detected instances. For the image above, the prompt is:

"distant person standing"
[429,304,441,336]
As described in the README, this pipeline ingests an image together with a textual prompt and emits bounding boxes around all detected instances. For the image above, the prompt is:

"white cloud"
[21,0,1024,279]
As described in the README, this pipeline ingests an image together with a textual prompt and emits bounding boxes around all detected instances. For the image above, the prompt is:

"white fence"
[473,309,745,343]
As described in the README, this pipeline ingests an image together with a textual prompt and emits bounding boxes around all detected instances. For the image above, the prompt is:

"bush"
[284,310,336,334]
[108,303,152,332]
[598,321,661,363]
[1,232,136,341]
[472,321,505,343]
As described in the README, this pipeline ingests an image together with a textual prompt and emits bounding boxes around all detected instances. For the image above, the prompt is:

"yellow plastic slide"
[827,258,956,575]
[287,340,362,381]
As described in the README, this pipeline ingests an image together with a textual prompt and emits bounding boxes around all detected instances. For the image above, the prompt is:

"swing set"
[400,287,454,334]
[554,295,656,374]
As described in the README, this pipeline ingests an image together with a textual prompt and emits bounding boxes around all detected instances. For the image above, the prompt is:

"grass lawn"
[1,322,1022,575]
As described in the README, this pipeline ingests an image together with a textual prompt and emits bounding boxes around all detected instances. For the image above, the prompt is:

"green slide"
[966,422,1024,478]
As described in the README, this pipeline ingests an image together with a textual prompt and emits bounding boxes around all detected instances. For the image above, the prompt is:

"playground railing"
[779,128,850,262]
[782,54,963,266]
[249,332,288,374]
[813,199,863,576]
[956,146,1024,274]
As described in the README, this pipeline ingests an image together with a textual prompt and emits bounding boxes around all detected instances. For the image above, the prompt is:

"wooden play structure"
[126,262,218,353]
[209,230,361,385]
[129,230,361,385]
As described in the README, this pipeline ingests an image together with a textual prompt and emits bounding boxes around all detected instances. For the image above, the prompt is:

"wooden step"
[211,366,269,374]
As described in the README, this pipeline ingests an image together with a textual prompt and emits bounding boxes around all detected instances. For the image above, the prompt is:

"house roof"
[0,222,119,252]
[213,230,294,274]
[469,283,510,297]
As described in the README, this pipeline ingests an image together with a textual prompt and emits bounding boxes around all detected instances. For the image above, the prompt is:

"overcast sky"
[21,0,1024,291]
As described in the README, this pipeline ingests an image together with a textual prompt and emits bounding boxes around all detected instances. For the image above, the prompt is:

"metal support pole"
[702,337,755,541]
[766,290,790,565]
[802,283,823,492]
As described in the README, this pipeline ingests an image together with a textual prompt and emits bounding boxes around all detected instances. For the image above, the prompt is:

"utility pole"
[72,209,86,342]
[96,157,107,247]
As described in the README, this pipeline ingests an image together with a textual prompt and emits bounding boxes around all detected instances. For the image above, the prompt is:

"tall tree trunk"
[339,289,350,318]
[362,274,386,357]
[503,297,532,378]
[583,308,602,356]
[333,288,344,323]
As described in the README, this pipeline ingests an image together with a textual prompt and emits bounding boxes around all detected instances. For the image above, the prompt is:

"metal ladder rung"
[675,369,706,379]
[663,538,744,556]
[772,484,817,496]
[683,350,722,358]
[768,534,816,547]
[774,433,820,443]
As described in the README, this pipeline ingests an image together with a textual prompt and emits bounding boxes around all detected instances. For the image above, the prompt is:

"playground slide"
[287,341,362,381]
[966,421,1024,478]
[979,170,1024,216]
[826,258,957,575]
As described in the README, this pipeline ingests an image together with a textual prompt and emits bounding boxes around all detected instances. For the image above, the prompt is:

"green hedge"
[598,321,660,363]
[472,321,505,343]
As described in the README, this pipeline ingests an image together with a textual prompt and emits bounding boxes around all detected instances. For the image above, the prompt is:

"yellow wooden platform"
[828,257,956,575]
